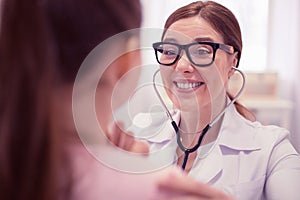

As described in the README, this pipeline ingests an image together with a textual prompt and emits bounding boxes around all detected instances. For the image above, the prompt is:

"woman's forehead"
[164,16,224,43]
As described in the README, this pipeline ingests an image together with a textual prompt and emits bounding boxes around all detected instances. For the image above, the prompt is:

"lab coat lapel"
[194,145,223,184]
[195,103,261,184]
[217,103,261,151]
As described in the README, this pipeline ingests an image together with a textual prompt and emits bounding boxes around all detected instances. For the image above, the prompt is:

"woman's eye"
[194,48,210,55]
[163,49,177,55]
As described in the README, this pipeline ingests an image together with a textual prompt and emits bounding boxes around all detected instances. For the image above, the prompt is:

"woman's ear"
[228,66,235,78]
[232,52,239,68]
[228,52,239,78]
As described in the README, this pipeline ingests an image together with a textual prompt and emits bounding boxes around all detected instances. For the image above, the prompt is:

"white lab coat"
[131,103,300,200]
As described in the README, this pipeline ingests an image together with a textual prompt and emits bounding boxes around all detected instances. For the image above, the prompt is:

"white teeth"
[175,82,202,89]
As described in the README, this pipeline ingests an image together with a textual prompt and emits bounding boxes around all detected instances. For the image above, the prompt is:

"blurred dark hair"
[45,0,142,82]
[162,1,255,121]
[0,0,141,199]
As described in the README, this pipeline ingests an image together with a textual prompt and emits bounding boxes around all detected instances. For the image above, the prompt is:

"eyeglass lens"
[156,43,214,66]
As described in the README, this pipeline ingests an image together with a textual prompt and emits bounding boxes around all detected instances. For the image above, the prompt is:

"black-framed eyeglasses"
[152,41,235,67]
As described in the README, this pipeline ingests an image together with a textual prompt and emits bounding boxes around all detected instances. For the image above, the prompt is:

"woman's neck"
[178,96,227,147]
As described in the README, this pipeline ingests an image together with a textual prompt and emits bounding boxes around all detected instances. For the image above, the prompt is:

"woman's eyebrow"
[194,37,215,42]
[162,38,178,43]
[162,37,216,43]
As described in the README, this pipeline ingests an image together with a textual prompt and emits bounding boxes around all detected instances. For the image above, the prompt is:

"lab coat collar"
[147,109,180,143]
[191,144,224,184]
[194,103,261,184]
[131,101,262,184]
[217,103,261,151]
[135,102,262,151]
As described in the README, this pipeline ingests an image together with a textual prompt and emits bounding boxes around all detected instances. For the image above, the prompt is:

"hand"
[106,121,149,154]
[156,169,234,200]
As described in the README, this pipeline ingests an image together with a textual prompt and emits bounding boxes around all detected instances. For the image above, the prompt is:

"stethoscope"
[152,66,246,170]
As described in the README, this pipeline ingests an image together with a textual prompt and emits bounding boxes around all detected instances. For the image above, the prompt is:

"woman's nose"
[175,53,194,73]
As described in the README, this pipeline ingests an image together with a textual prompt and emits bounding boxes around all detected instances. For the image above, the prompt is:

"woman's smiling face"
[160,16,238,117]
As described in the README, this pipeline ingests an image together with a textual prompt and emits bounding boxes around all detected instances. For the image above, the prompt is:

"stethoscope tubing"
[153,67,245,170]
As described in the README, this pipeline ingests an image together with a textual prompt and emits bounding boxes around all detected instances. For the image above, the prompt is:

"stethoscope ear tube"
[152,69,175,122]
[152,67,245,170]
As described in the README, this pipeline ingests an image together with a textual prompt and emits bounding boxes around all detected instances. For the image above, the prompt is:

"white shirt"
[131,103,300,200]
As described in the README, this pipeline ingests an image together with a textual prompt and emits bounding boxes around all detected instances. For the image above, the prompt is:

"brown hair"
[162,1,255,121]
[0,0,141,199]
